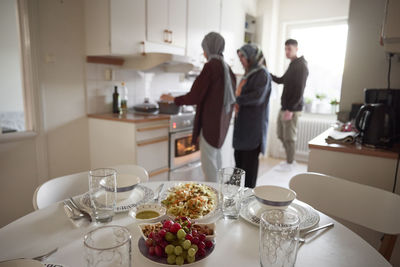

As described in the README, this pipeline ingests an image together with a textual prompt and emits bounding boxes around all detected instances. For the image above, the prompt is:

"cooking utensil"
[158,101,180,114]
[133,99,158,113]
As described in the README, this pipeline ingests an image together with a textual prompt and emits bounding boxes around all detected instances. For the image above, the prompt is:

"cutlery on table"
[63,201,85,220]
[153,183,164,203]
[298,223,334,243]
[68,197,92,222]
[0,248,58,263]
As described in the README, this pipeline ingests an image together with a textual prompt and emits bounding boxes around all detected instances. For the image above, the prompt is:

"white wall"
[340,0,400,111]
[0,0,24,113]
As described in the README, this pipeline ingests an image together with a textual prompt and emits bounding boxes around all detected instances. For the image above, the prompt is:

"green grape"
[175,256,184,266]
[177,229,186,240]
[190,244,198,253]
[172,239,180,246]
[181,250,188,260]
[182,239,191,250]
[165,232,175,242]
[167,255,176,265]
[187,255,195,263]
[187,248,196,257]
[174,245,183,256]
[165,244,175,255]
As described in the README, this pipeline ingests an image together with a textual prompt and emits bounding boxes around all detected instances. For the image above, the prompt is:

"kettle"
[355,103,395,147]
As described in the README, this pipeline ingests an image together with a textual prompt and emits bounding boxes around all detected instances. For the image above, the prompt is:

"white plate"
[0,259,44,267]
[80,184,154,213]
[240,196,320,231]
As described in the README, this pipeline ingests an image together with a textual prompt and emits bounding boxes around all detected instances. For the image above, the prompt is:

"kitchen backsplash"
[86,63,193,114]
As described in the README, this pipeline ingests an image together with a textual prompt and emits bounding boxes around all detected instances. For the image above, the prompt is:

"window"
[287,21,348,113]
[0,0,34,135]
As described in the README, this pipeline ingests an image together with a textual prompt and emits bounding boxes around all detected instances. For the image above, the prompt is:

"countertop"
[309,128,400,159]
[87,112,170,123]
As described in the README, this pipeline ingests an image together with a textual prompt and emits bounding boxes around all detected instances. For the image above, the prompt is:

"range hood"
[123,53,194,73]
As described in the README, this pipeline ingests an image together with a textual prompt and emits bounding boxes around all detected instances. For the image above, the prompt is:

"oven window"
[175,135,199,157]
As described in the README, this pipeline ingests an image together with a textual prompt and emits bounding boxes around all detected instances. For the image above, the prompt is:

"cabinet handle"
[140,41,146,55]
[168,30,173,44]
[163,29,169,43]
[137,136,169,147]
[137,124,169,132]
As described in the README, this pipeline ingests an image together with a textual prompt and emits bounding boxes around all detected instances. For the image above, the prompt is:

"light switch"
[104,69,114,81]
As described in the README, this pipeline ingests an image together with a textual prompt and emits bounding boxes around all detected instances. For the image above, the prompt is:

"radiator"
[271,116,335,162]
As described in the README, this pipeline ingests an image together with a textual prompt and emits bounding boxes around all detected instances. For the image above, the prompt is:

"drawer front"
[137,138,168,173]
[136,124,169,142]
[149,168,169,181]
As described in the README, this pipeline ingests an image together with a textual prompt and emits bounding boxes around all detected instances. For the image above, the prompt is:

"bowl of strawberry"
[138,217,216,265]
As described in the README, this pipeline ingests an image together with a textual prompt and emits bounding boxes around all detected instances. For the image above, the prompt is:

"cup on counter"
[88,168,117,223]
[259,209,300,267]
[84,225,132,267]
[218,167,245,219]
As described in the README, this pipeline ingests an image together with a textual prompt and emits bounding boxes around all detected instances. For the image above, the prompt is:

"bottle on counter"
[120,81,128,114]
[112,85,119,114]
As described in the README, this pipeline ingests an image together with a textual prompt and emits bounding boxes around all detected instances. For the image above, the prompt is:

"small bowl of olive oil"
[129,204,166,223]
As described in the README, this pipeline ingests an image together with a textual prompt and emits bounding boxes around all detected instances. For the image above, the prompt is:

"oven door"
[170,130,200,170]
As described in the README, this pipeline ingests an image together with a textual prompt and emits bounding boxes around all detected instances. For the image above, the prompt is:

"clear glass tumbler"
[89,168,117,223]
[259,209,300,267]
[84,225,132,267]
[218,167,245,219]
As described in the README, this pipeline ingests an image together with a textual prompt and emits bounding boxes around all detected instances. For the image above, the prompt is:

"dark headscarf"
[202,32,235,113]
[237,44,267,79]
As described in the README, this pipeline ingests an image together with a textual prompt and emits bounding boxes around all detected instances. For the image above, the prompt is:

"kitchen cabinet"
[84,0,146,55]
[382,0,400,53]
[186,0,221,68]
[147,0,187,48]
[220,0,246,74]
[88,117,169,181]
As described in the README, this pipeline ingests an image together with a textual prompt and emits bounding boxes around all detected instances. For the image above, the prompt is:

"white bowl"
[129,204,166,223]
[253,185,296,210]
[101,174,141,200]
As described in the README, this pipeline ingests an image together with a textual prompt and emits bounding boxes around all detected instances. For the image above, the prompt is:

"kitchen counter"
[309,128,400,159]
[87,112,170,123]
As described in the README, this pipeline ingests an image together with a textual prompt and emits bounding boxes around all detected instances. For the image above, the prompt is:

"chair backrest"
[33,171,89,210]
[111,164,149,183]
[33,165,150,210]
[289,172,400,235]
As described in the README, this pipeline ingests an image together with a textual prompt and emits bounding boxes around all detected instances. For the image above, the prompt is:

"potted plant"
[304,97,313,113]
[330,99,340,114]
[315,93,327,113]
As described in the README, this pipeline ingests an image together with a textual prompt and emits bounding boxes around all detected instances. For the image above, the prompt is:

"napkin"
[325,129,357,144]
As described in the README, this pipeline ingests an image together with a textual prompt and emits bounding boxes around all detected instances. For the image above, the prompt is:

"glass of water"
[259,209,300,267]
[89,168,117,223]
[218,167,245,219]
[84,225,132,267]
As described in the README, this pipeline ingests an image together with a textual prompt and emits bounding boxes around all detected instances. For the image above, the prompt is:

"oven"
[168,112,204,181]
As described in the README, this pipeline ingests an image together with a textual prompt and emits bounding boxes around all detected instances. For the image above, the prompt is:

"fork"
[0,248,58,263]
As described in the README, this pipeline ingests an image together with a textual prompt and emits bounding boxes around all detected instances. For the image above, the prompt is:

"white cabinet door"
[136,138,169,173]
[186,0,221,66]
[147,0,169,44]
[110,0,146,54]
[168,0,187,48]
[221,0,245,74]
[85,0,111,55]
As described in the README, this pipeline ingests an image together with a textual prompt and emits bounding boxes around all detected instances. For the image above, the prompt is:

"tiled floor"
[256,157,308,188]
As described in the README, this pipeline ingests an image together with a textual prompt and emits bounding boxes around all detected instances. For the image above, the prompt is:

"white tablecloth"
[0,182,390,267]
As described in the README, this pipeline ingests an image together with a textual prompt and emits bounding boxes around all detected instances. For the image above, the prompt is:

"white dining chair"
[289,172,400,261]
[33,164,149,210]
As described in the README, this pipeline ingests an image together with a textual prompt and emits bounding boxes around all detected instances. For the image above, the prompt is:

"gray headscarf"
[237,44,267,80]
[201,32,235,113]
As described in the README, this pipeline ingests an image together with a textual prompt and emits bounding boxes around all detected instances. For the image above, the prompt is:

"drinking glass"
[218,167,245,219]
[89,168,117,223]
[259,209,300,267]
[84,225,132,267]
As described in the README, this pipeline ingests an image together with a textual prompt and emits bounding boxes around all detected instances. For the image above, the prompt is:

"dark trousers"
[234,146,261,188]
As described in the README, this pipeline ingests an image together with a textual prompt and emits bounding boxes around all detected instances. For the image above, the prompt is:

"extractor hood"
[123,53,194,73]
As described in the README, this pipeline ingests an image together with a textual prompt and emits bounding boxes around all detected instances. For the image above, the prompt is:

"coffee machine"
[355,89,400,147]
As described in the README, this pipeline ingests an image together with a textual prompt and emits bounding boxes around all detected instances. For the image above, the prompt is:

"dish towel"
[325,130,357,144]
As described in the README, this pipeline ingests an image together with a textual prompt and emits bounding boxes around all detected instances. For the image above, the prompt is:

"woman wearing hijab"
[233,44,271,188]
[160,32,236,182]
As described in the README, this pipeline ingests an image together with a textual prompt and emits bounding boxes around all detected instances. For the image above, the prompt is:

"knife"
[298,223,334,243]
[153,184,164,203]
[68,197,92,222]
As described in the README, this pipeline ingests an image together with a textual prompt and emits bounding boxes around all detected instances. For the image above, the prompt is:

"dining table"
[0,181,391,267]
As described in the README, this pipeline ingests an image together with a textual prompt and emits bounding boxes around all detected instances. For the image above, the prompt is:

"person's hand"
[160,94,175,102]
[283,110,293,121]
[234,104,240,116]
